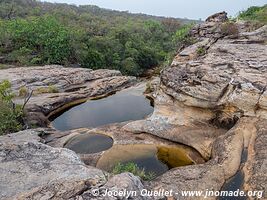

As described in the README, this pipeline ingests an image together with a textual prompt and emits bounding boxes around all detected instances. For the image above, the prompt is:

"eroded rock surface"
[0,65,136,127]
[0,130,105,199]
[125,19,267,159]
[146,117,267,200]
[0,130,145,200]
[124,13,267,199]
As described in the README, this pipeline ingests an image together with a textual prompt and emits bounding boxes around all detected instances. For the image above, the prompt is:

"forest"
[0,0,198,76]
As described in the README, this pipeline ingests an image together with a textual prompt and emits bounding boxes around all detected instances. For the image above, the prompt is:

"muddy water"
[64,133,113,154]
[96,144,195,177]
[51,84,154,131]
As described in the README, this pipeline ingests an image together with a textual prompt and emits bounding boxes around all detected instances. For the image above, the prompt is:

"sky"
[42,0,266,20]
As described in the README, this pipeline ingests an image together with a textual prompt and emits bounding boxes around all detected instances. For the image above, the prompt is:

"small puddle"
[219,148,248,200]
[50,85,154,131]
[64,133,113,154]
[96,144,195,177]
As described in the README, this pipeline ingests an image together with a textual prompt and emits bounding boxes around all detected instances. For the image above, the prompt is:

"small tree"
[0,80,22,135]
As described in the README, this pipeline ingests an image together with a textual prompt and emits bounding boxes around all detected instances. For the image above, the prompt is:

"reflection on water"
[51,85,154,131]
[96,144,195,177]
[64,133,113,154]
[219,149,248,200]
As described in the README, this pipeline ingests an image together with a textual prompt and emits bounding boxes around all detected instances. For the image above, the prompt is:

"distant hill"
[0,0,199,23]
[0,0,199,76]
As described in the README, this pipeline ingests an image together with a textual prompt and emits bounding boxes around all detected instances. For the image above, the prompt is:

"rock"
[0,130,106,199]
[80,173,145,200]
[124,15,267,199]
[189,12,228,39]
[243,119,267,199]
[205,12,228,23]
[145,117,266,200]
[163,28,267,118]
[0,65,136,127]
[0,130,148,200]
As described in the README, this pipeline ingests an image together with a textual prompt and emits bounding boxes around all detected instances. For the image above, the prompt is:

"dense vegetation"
[238,4,267,24]
[0,80,23,135]
[0,0,196,76]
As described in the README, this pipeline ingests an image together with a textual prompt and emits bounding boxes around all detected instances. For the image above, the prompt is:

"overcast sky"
[43,0,266,20]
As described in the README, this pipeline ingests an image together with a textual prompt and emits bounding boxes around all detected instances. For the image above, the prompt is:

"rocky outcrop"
[0,65,136,127]
[0,129,105,199]
[124,13,267,199]
[125,17,267,159]
[146,117,267,199]
[0,129,145,200]
[189,11,228,39]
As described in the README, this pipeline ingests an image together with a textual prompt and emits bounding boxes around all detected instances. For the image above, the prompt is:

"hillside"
[0,0,198,76]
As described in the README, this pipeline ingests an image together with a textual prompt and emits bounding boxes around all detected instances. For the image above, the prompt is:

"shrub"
[7,47,32,65]
[112,162,155,181]
[0,100,23,135]
[0,80,23,135]
[173,23,195,48]
[2,16,73,65]
[18,86,28,97]
[220,22,239,37]
[196,46,206,56]
[238,5,267,24]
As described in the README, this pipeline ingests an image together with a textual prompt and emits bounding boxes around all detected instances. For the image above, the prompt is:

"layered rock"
[124,13,267,199]
[146,117,267,199]
[0,130,145,200]
[0,65,136,126]
[125,17,267,159]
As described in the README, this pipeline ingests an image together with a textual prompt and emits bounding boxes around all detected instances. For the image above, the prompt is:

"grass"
[19,86,28,97]
[196,46,206,56]
[112,162,156,181]
[34,85,59,94]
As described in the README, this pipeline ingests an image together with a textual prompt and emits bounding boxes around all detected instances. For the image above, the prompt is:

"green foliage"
[0,80,14,102]
[1,16,72,65]
[112,162,155,181]
[0,0,197,76]
[196,46,206,56]
[173,23,195,48]
[238,5,267,24]
[0,80,23,135]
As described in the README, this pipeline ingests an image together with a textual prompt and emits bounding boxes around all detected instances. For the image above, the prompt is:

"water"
[96,144,195,177]
[51,85,154,131]
[64,133,113,154]
[219,148,248,200]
